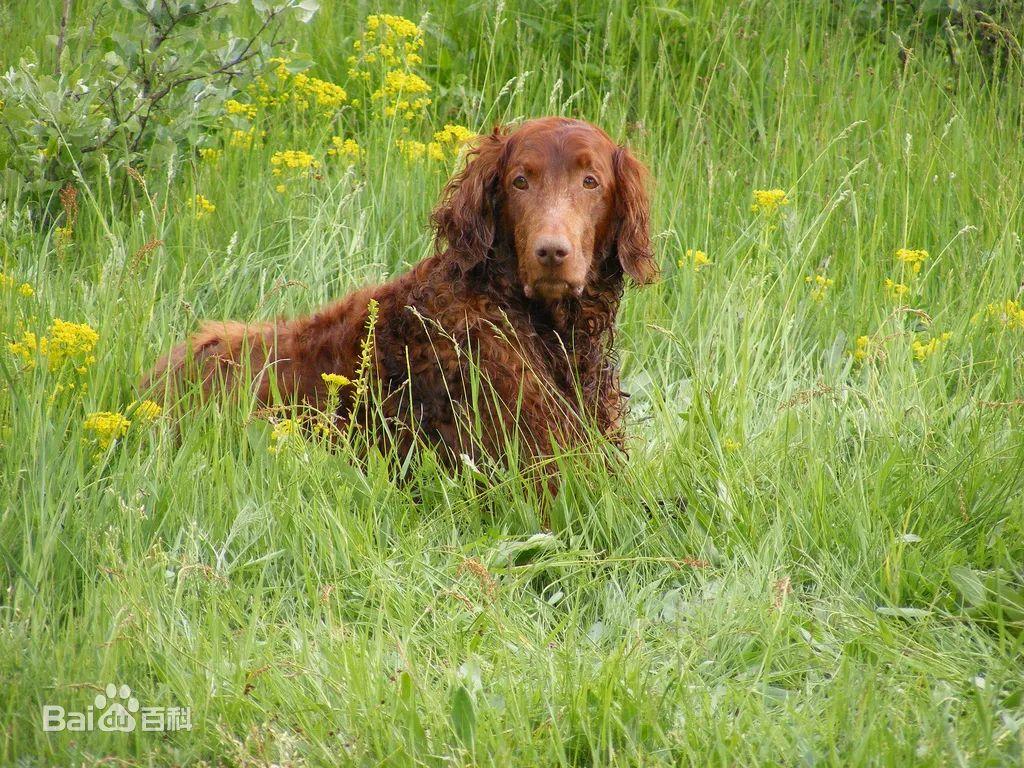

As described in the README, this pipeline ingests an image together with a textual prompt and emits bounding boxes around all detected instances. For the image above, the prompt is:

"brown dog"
[145,117,657,466]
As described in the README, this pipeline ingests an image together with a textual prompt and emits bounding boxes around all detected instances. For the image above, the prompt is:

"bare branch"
[55,0,73,78]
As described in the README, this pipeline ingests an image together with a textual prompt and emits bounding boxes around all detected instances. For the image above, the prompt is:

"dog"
[145,117,657,469]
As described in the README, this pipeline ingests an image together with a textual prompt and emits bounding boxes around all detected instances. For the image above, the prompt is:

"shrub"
[0,0,320,213]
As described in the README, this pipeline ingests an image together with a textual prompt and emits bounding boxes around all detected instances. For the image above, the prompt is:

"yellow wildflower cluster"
[314,373,353,437]
[344,14,431,119]
[327,137,364,162]
[81,400,161,454]
[434,124,475,148]
[679,249,711,272]
[297,74,348,114]
[884,278,909,301]
[395,125,475,163]
[1,272,34,297]
[271,150,319,174]
[984,299,1024,330]
[229,128,261,149]
[895,248,928,275]
[805,273,834,302]
[132,399,163,422]
[322,372,352,389]
[41,319,99,373]
[191,194,216,220]
[8,318,99,399]
[396,139,442,162]
[322,372,352,394]
[723,438,742,452]
[198,147,223,163]
[250,58,348,116]
[348,14,425,79]
[7,329,39,369]
[268,418,303,454]
[225,99,257,119]
[912,332,952,361]
[271,150,320,193]
[83,411,130,451]
[853,335,875,362]
[751,188,789,215]
[373,70,432,119]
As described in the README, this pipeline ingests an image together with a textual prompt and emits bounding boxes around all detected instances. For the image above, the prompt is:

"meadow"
[2,0,1024,764]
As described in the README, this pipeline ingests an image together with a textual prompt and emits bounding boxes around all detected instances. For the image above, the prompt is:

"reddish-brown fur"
[144,117,657,467]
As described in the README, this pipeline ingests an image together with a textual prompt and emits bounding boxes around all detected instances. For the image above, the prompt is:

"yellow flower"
[321,372,352,395]
[984,299,1024,330]
[229,128,260,149]
[42,319,98,372]
[224,99,257,119]
[372,70,432,116]
[132,399,162,423]
[853,335,873,362]
[884,278,909,300]
[895,248,928,275]
[367,14,422,39]
[327,137,364,162]
[198,147,222,163]
[349,14,428,111]
[275,183,286,194]
[912,332,952,361]
[268,56,292,79]
[751,188,789,215]
[804,273,834,302]
[723,438,742,452]
[83,411,130,451]
[433,124,476,148]
[1,272,34,297]
[270,150,319,174]
[679,249,711,272]
[7,330,39,369]
[396,139,427,162]
[301,77,347,114]
[269,418,302,454]
[191,194,216,219]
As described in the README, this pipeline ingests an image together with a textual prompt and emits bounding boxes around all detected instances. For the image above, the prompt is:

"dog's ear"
[431,126,509,273]
[612,145,659,284]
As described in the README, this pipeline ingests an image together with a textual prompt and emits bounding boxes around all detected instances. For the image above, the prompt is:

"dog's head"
[431,117,658,302]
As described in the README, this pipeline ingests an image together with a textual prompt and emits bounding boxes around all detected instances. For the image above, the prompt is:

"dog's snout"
[534,236,572,266]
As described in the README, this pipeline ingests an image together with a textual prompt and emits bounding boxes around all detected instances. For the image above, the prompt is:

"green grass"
[2,0,1024,764]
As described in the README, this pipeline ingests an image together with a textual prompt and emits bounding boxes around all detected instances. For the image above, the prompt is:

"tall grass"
[2,0,1023,764]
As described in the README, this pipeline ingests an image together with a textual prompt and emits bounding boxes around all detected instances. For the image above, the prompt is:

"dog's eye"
[512,175,529,190]
[583,175,599,189]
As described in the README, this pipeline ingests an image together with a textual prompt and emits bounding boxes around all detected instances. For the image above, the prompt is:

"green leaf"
[294,0,320,23]
[950,566,987,608]
[450,685,476,747]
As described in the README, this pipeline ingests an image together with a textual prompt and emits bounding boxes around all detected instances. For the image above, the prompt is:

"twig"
[55,0,72,78]
[82,8,282,154]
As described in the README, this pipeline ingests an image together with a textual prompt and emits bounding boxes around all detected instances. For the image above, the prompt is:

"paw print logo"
[95,683,139,732]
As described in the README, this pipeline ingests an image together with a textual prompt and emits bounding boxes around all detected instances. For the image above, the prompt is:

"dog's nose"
[534,236,571,266]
